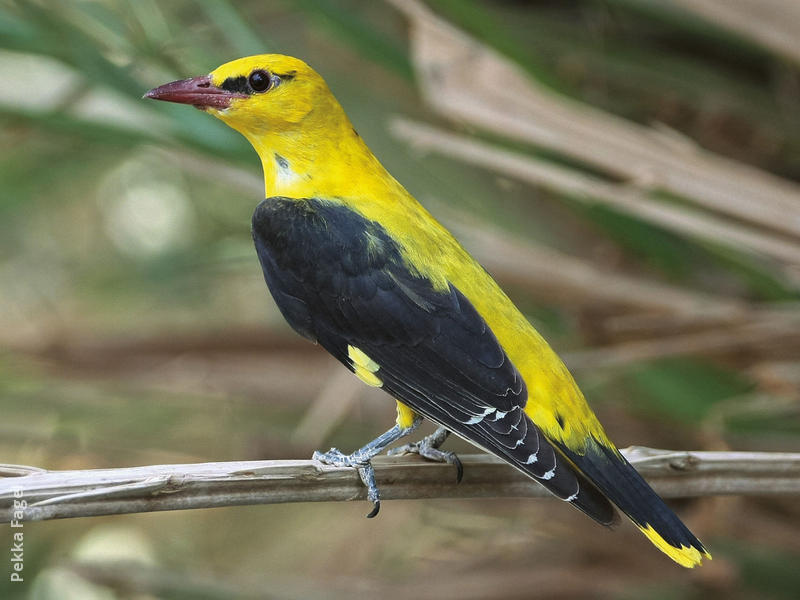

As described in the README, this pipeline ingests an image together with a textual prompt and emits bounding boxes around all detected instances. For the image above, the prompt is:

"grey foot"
[387,427,463,483]
[312,419,422,519]
[313,448,381,518]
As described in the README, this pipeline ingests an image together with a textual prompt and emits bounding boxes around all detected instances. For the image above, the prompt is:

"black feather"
[251,197,617,525]
[558,438,708,552]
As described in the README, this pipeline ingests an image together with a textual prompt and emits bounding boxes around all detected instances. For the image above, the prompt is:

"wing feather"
[252,197,616,525]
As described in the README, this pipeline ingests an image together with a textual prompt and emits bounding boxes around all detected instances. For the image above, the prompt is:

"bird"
[145,54,711,568]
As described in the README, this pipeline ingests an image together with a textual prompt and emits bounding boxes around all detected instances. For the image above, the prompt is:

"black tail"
[557,437,711,567]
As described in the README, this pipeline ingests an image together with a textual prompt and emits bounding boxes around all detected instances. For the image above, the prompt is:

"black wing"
[252,197,615,524]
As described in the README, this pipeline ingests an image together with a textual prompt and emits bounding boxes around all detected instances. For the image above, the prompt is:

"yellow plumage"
[209,55,610,451]
[146,53,709,568]
[394,401,418,430]
[347,345,383,388]
[638,525,711,568]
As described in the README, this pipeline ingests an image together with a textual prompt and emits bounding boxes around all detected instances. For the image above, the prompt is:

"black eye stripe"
[220,71,295,95]
[220,75,249,94]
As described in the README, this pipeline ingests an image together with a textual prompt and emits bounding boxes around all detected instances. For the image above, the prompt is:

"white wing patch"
[465,406,496,424]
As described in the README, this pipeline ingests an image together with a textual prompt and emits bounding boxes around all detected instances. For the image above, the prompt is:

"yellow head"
[145,54,383,198]
[147,54,348,140]
[209,55,348,139]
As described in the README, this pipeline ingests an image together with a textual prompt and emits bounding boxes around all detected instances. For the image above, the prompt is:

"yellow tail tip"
[638,525,712,568]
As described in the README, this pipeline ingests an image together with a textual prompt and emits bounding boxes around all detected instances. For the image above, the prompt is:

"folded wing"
[252,196,616,525]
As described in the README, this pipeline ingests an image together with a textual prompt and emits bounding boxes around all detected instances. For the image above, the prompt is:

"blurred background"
[2,0,800,598]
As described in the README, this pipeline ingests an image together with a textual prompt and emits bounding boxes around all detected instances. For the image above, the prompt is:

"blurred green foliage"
[1,0,799,598]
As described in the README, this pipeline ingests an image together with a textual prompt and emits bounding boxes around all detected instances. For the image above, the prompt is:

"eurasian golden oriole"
[145,55,710,567]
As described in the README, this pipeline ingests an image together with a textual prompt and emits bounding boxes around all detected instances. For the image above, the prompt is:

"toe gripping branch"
[388,426,463,483]
[311,447,383,518]
[312,417,423,518]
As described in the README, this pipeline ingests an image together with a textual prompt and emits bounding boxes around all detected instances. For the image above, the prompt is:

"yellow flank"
[347,345,382,388]
[638,525,711,568]
[395,401,418,429]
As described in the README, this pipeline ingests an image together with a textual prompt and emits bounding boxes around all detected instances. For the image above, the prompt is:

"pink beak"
[143,75,246,109]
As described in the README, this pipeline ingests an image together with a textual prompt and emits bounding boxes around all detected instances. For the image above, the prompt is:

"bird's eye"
[248,70,272,93]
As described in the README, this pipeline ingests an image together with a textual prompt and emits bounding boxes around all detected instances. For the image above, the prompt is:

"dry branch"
[663,0,800,65]
[564,311,800,369]
[391,118,800,267]
[2,448,799,524]
[388,0,800,238]
[438,206,748,320]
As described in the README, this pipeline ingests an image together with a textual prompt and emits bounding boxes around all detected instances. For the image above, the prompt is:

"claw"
[357,463,381,518]
[452,453,464,483]
[313,448,383,518]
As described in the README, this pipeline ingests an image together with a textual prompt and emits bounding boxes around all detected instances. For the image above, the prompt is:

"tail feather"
[558,437,711,568]
[459,412,621,527]
[482,427,620,527]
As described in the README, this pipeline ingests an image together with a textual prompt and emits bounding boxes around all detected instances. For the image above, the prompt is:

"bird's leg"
[313,416,422,518]
[387,426,463,483]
